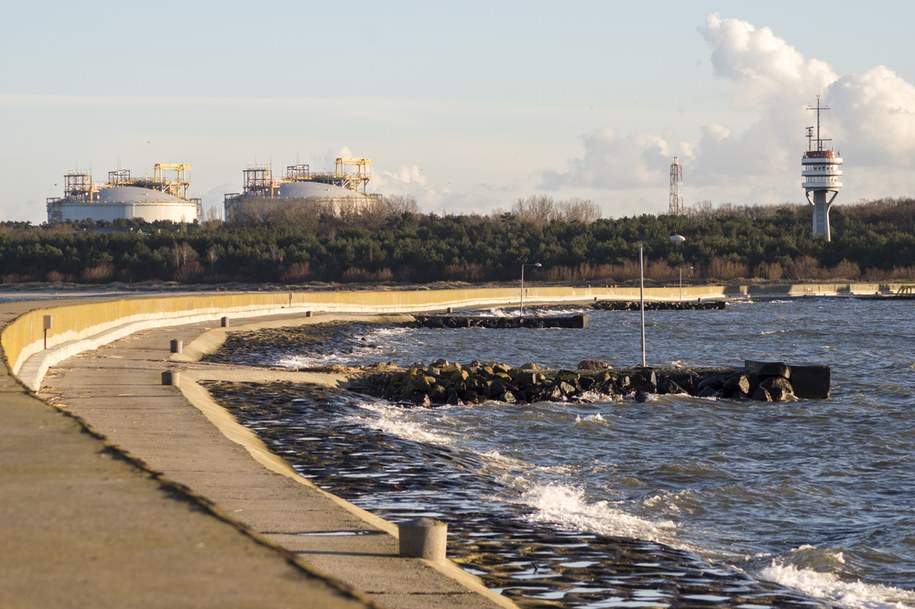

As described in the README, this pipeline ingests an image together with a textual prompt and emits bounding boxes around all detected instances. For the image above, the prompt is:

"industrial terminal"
[223,157,382,222]
[46,164,201,224]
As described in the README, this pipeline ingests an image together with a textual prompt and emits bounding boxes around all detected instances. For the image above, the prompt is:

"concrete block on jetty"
[592,300,726,311]
[352,359,830,406]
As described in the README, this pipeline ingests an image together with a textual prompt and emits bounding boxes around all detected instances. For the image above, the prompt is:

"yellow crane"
[153,163,192,198]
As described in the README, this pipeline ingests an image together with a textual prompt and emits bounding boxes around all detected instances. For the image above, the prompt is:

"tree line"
[0,197,912,285]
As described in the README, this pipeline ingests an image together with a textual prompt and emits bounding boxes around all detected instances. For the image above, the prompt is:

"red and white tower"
[802,96,843,241]
[669,157,683,215]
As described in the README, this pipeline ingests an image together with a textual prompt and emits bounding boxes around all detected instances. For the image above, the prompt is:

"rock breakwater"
[413,314,589,329]
[352,359,829,406]
[592,300,726,311]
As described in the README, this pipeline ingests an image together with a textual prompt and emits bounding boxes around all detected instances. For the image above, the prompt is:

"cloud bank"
[542,13,915,207]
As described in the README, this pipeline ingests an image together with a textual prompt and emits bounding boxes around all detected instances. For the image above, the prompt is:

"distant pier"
[414,314,589,329]
[592,300,726,311]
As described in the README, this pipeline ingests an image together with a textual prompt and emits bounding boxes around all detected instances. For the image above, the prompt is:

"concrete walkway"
[0,304,376,609]
[27,310,515,609]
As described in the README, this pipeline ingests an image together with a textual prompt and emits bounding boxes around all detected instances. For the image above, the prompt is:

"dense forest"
[1,197,913,286]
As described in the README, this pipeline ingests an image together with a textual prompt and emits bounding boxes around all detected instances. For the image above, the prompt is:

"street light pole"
[640,235,686,367]
[639,242,646,366]
[670,233,686,303]
[520,262,541,316]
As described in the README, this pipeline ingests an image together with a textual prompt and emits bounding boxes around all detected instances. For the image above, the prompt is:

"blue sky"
[3,1,915,222]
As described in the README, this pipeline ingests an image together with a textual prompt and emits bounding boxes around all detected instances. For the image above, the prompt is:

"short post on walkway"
[169,339,183,354]
[398,518,448,563]
[43,315,52,350]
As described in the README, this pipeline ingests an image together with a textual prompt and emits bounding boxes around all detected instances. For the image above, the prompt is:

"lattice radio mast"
[669,157,683,215]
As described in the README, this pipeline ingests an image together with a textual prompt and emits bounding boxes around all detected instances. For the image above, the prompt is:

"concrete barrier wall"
[2,293,290,376]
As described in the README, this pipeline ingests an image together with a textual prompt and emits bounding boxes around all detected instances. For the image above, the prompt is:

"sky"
[3,1,915,223]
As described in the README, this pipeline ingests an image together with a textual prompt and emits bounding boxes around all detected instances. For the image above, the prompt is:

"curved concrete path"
[0,302,375,609]
[7,302,514,609]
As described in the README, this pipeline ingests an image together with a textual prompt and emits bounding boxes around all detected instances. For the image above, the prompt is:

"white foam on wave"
[273,334,393,369]
[481,450,574,476]
[641,489,694,514]
[480,306,587,318]
[761,562,915,609]
[575,412,609,425]
[275,353,350,368]
[343,401,454,446]
[364,326,411,339]
[515,481,677,542]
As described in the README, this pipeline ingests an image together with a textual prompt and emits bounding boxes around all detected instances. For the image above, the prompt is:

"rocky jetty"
[352,359,829,406]
[413,314,589,329]
[592,300,726,311]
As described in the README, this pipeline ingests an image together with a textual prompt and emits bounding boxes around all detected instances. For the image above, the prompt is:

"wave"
[757,327,827,337]
[479,306,589,318]
[480,450,574,477]
[761,561,915,609]
[363,326,411,339]
[275,353,352,368]
[575,412,610,425]
[512,480,677,542]
[641,489,697,515]
[342,401,454,446]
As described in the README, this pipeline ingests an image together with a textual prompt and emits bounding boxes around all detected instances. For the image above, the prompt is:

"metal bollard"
[161,370,179,386]
[170,339,183,354]
[398,518,447,563]
[305,311,313,318]
[220,316,230,328]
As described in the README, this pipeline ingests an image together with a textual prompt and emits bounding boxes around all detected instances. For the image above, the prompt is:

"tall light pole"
[670,233,686,301]
[520,262,541,316]
[639,243,646,366]
[639,235,685,367]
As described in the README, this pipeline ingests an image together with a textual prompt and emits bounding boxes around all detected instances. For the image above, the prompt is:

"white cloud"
[829,65,915,162]
[542,13,915,208]
[699,13,837,107]
[541,128,673,190]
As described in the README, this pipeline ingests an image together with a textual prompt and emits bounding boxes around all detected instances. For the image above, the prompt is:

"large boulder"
[578,359,611,370]
[758,376,795,402]
[720,373,751,399]
[631,368,657,393]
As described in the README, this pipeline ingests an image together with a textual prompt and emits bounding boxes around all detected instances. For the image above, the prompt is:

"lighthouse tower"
[802,97,843,241]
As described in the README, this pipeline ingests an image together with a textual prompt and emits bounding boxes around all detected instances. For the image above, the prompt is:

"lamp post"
[669,233,686,301]
[639,235,685,367]
[520,262,541,316]
[639,242,646,366]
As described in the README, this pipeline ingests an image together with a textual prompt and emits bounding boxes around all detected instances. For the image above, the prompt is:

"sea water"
[210,298,915,609]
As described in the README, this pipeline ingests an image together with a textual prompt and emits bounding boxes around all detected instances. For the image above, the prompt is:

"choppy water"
[208,298,915,609]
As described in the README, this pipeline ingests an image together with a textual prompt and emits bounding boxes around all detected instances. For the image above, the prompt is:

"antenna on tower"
[669,157,683,215]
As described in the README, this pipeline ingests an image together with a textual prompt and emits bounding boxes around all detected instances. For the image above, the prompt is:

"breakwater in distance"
[414,313,590,329]
[592,300,727,311]
[351,359,829,407]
